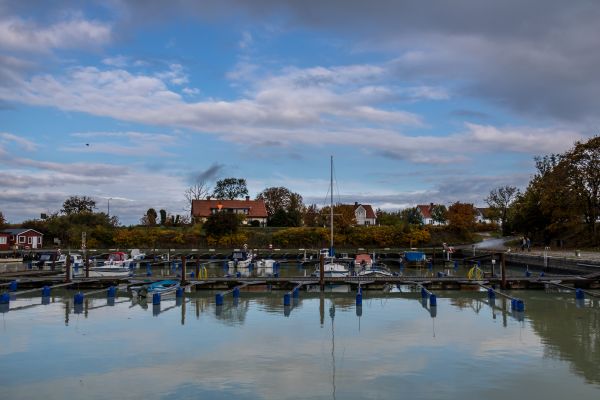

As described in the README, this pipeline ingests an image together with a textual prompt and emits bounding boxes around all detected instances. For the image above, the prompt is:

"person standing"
[526,237,531,252]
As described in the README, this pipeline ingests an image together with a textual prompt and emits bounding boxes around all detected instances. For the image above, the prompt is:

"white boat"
[312,156,349,278]
[355,253,394,277]
[228,250,254,268]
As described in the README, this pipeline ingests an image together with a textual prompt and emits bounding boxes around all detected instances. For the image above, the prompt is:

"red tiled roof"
[354,204,377,219]
[192,199,268,218]
[417,204,432,219]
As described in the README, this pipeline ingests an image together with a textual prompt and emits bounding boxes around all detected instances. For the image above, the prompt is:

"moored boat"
[130,280,180,298]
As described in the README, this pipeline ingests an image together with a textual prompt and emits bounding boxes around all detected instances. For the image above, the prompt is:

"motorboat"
[228,250,254,268]
[355,253,394,277]
[130,280,180,298]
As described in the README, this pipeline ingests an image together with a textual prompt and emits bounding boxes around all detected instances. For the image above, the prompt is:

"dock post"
[74,292,84,305]
[195,261,200,281]
[575,289,585,300]
[215,293,224,306]
[487,288,495,299]
[176,287,184,298]
[319,254,325,292]
[152,292,161,305]
[181,255,187,285]
[233,287,240,299]
[42,285,51,297]
[293,287,299,298]
[8,280,17,292]
[429,294,437,307]
[500,252,506,289]
[356,291,362,306]
[107,286,116,298]
[0,293,9,305]
[65,253,72,283]
[85,254,90,278]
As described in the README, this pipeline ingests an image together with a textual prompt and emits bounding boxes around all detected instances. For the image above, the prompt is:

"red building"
[1,229,44,250]
[192,196,268,226]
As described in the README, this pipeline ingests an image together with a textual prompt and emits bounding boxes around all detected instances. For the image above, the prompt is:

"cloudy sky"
[1,0,597,224]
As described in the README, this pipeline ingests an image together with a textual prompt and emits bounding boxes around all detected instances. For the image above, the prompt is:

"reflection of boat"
[130,280,179,298]
[357,264,394,277]
[307,284,351,293]
[313,156,349,278]
[254,259,276,277]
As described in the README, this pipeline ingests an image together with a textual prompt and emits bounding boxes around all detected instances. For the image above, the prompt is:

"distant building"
[353,202,377,225]
[191,196,268,226]
[476,207,497,224]
[1,228,44,250]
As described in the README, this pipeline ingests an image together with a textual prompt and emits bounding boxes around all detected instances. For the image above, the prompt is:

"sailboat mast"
[330,155,334,255]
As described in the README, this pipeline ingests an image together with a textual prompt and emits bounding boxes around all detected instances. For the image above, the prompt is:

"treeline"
[486,136,600,246]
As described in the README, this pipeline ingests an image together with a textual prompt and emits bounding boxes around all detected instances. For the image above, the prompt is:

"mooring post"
[85,254,90,278]
[319,254,325,292]
[500,252,506,289]
[65,253,72,283]
[181,255,187,285]
[195,261,200,281]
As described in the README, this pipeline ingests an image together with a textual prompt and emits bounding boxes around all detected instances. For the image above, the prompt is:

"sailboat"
[312,156,350,278]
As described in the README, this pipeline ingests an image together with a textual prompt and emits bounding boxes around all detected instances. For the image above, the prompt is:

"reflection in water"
[1,291,599,399]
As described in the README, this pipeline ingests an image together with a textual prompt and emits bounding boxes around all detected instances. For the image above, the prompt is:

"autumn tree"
[485,185,520,234]
[446,202,476,232]
[0,211,5,228]
[302,204,320,227]
[141,208,158,226]
[61,196,96,215]
[212,178,248,200]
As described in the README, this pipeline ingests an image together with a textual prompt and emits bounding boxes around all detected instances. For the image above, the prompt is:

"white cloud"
[0,132,38,151]
[239,31,253,49]
[0,17,112,52]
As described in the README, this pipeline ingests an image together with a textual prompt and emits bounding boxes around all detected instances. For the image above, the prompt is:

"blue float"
[575,289,584,300]
[0,293,10,304]
[421,287,428,298]
[42,285,51,297]
[74,292,84,305]
[107,286,116,298]
[176,287,184,298]
[283,293,291,306]
[516,299,525,312]
[511,299,517,310]
[215,293,224,306]
[293,288,299,298]
[152,292,161,305]
[429,294,437,307]
[8,281,17,292]
[233,287,240,298]
[356,292,362,306]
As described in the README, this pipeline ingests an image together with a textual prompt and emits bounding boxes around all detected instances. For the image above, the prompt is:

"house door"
[31,236,38,249]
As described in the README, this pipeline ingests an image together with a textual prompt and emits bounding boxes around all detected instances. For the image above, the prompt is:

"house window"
[28,236,32,244]
[18,236,25,243]
[0,237,6,244]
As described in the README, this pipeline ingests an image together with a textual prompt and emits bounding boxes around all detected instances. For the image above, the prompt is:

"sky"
[1,0,598,225]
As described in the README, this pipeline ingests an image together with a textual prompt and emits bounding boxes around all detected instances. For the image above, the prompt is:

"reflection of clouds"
[2,294,600,399]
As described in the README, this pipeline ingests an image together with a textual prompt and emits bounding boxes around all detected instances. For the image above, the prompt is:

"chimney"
[207,196,211,200]
[245,196,250,201]
[354,202,358,206]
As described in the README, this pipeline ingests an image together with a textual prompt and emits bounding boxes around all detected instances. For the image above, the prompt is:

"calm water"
[1,288,599,399]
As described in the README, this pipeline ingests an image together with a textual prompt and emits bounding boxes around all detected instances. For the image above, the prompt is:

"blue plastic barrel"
[42,285,51,297]
[152,292,161,305]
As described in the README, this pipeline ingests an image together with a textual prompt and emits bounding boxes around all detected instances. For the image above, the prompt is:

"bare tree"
[184,179,212,212]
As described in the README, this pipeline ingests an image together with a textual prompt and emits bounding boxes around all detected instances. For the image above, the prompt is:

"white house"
[353,203,377,226]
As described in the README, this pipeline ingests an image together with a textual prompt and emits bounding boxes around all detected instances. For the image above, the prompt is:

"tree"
[212,178,248,200]
[184,178,211,212]
[376,210,404,226]
[485,186,519,234]
[303,204,320,227]
[257,186,304,226]
[447,202,477,232]
[430,204,448,225]
[400,207,423,225]
[0,211,5,228]
[204,212,240,237]
[142,208,157,226]
[159,209,167,225]
[61,196,96,215]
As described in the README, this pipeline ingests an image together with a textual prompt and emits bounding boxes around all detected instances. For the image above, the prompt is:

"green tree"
[159,209,167,225]
[401,207,423,225]
[485,186,519,234]
[61,196,96,215]
[212,178,249,200]
[430,204,448,225]
[257,186,304,226]
[302,204,320,227]
[376,210,404,226]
